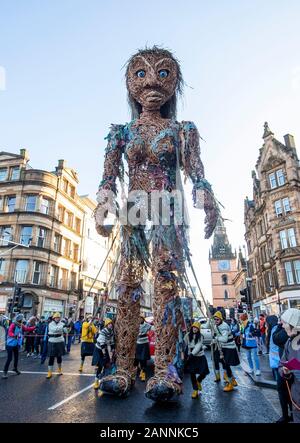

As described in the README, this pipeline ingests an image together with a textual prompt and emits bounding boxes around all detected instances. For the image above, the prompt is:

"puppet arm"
[95,124,125,237]
[181,121,219,239]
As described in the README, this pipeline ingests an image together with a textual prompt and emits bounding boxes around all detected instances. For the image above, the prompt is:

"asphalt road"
[0,344,281,423]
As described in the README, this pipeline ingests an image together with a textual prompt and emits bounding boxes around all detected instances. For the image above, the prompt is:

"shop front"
[43,298,65,319]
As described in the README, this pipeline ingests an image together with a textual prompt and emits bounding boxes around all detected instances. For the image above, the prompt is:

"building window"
[62,238,71,257]
[269,168,285,189]
[62,178,68,193]
[58,205,65,222]
[20,226,32,246]
[66,211,73,228]
[0,168,8,181]
[274,198,291,216]
[53,233,61,253]
[75,217,81,234]
[32,261,43,285]
[10,167,20,180]
[284,261,300,285]
[25,195,37,211]
[73,243,79,262]
[50,265,59,287]
[70,272,77,290]
[0,226,12,245]
[5,196,16,212]
[224,290,229,299]
[37,227,47,248]
[0,259,6,278]
[69,185,75,199]
[221,274,228,285]
[15,260,29,283]
[280,228,297,249]
[40,197,50,215]
[59,268,68,290]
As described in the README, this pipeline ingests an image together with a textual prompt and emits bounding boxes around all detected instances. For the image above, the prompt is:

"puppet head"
[125,46,183,119]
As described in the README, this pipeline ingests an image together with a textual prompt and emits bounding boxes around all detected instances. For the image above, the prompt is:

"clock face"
[218,260,230,271]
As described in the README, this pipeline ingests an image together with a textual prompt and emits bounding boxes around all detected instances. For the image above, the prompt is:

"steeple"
[263,122,274,139]
[210,217,236,260]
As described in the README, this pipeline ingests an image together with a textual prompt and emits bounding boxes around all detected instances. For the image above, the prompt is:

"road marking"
[48,383,94,410]
[0,370,94,377]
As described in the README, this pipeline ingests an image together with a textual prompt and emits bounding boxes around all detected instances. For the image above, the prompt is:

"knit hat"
[240,313,248,321]
[281,308,300,330]
[192,321,201,330]
[15,313,24,322]
[52,312,61,319]
[104,318,113,327]
[213,311,223,320]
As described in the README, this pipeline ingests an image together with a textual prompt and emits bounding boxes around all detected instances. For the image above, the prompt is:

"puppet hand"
[204,190,219,239]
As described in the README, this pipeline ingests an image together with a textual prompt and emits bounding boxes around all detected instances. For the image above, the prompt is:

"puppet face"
[127,53,178,112]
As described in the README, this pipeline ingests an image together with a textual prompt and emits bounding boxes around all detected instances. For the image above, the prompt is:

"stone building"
[209,218,238,308]
[0,150,85,318]
[244,123,300,317]
[232,248,247,306]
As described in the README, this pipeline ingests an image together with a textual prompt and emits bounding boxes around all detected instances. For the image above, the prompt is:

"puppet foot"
[145,374,182,402]
[99,371,133,397]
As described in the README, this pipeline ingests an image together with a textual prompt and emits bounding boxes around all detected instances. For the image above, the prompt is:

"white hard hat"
[281,308,300,330]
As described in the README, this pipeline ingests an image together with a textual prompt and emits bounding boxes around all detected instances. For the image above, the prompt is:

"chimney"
[20,148,29,159]
[58,159,66,169]
[284,134,296,149]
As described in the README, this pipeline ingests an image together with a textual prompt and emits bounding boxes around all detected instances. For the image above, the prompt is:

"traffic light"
[240,288,251,309]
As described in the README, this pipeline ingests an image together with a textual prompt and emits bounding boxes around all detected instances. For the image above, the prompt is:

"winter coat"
[279,332,300,423]
[215,321,236,349]
[184,332,205,357]
[48,321,67,343]
[81,321,97,343]
[6,322,35,347]
[242,322,257,349]
[96,327,115,351]
[269,325,280,369]
[272,324,289,359]
[136,322,151,345]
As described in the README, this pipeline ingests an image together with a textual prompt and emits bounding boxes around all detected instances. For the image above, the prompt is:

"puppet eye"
[158,69,169,79]
[136,70,146,78]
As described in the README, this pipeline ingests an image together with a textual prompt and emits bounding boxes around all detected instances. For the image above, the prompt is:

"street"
[0,344,281,423]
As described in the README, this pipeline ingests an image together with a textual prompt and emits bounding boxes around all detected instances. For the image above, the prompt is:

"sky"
[1,0,300,303]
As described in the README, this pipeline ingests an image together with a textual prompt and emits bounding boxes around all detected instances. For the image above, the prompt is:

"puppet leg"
[145,246,184,402]
[99,227,146,397]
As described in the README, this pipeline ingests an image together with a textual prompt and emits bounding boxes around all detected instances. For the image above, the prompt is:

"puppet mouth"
[145,91,164,101]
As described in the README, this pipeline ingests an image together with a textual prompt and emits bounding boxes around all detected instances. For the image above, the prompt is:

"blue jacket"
[242,322,257,348]
[269,325,280,369]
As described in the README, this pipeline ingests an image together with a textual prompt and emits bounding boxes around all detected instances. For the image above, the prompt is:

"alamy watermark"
[0,66,6,90]
[95,188,205,228]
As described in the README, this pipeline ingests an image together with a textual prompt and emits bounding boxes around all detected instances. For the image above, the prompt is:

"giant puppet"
[95,47,219,402]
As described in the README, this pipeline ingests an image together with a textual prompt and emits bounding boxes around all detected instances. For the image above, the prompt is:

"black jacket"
[272,324,289,358]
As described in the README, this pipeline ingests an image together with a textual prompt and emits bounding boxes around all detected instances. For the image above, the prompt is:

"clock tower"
[209,218,237,308]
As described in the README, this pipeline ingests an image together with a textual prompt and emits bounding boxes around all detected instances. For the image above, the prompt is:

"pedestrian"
[184,321,209,399]
[34,316,46,358]
[2,313,36,379]
[279,308,300,423]
[240,313,261,376]
[272,319,293,423]
[25,316,36,356]
[134,315,152,382]
[66,317,75,353]
[230,318,241,352]
[40,316,51,365]
[266,315,279,373]
[92,318,115,390]
[46,312,68,379]
[78,315,98,372]
[73,318,82,344]
[212,311,240,391]
[258,313,267,354]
